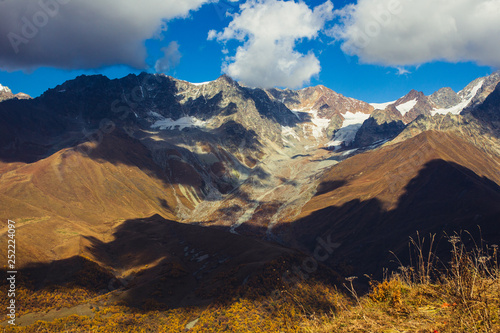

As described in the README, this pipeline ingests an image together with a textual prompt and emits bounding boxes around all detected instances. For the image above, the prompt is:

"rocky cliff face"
[397,89,434,124]
[429,87,461,108]
[467,82,500,132]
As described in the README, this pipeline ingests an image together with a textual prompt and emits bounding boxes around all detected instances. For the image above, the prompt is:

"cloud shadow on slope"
[271,159,500,280]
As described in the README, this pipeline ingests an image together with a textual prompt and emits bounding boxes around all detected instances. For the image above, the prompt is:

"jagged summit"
[0,83,10,93]
[0,82,31,102]
[216,73,237,85]
[429,87,461,108]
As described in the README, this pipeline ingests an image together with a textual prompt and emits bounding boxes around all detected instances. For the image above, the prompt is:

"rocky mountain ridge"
[354,71,500,148]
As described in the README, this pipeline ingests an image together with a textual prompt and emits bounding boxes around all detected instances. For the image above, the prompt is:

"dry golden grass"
[303,234,500,333]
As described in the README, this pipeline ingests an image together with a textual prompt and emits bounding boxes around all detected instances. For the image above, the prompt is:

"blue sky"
[0,0,497,102]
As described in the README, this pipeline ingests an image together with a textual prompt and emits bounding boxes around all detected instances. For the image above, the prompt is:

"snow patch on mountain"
[192,81,213,86]
[369,100,397,110]
[396,99,418,116]
[342,111,371,127]
[295,108,331,139]
[309,112,331,139]
[282,126,300,140]
[151,113,207,131]
[327,112,371,149]
[342,148,358,156]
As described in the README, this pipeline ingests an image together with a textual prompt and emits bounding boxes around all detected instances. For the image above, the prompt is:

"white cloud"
[330,0,500,68]
[0,0,211,71]
[155,41,182,73]
[209,0,334,88]
[396,67,410,75]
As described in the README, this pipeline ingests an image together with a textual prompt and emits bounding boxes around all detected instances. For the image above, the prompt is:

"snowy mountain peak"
[0,83,12,93]
[0,83,30,103]
[369,89,430,121]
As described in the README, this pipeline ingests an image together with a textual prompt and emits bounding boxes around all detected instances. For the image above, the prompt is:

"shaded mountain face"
[0,73,374,165]
[468,82,500,131]
[0,73,290,164]
[277,131,500,277]
[353,108,405,147]
[355,90,433,148]
[27,214,307,309]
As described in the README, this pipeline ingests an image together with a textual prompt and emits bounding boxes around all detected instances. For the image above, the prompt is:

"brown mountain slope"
[9,214,311,310]
[0,132,195,267]
[276,130,500,276]
[391,112,500,157]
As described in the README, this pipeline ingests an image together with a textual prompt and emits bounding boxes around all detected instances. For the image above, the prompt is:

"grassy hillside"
[1,234,498,332]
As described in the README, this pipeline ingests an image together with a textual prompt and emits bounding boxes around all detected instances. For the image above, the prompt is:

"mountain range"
[1,71,499,326]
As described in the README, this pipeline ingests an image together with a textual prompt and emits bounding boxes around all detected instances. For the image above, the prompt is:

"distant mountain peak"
[432,86,457,95]
[400,89,425,101]
[429,87,461,109]
[216,74,238,86]
[0,83,11,93]
[0,83,31,102]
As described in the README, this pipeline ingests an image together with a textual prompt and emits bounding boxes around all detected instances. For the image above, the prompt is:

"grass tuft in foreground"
[304,233,500,333]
